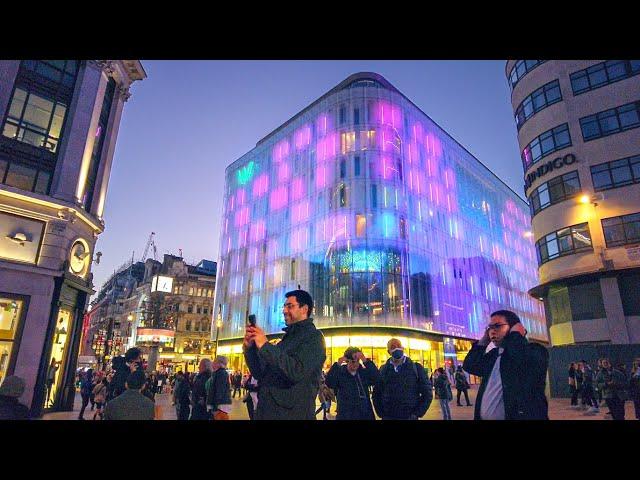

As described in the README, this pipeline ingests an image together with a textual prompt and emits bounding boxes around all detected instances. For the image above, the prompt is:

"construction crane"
[141,232,157,262]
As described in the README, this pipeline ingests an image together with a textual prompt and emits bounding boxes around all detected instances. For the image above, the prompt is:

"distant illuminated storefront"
[213,72,547,372]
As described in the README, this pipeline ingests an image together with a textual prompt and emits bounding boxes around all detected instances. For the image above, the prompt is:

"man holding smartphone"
[463,310,549,420]
[243,289,326,420]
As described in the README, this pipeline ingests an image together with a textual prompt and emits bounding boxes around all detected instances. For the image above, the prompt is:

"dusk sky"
[92,60,523,295]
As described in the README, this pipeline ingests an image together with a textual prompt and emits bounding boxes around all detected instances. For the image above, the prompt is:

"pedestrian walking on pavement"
[580,360,599,415]
[243,289,326,420]
[454,365,472,406]
[206,355,232,420]
[315,372,335,419]
[463,310,549,420]
[190,359,212,420]
[596,359,628,421]
[434,367,453,420]
[92,378,108,420]
[231,371,243,399]
[78,368,94,420]
[372,338,433,420]
[173,371,191,420]
[243,372,259,420]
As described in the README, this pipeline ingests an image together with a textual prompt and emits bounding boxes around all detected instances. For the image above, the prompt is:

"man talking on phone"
[463,310,549,420]
[243,289,326,420]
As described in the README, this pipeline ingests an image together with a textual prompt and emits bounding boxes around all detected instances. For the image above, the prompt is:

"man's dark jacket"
[372,357,433,420]
[244,318,326,420]
[103,389,155,420]
[206,368,232,410]
[325,359,380,420]
[463,331,549,420]
[189,371,211,420]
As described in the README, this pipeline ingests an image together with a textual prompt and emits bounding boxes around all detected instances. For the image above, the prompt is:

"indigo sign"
[525,153,576,190]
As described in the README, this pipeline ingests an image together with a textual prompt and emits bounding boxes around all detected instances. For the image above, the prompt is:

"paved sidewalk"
[42,386,637,420]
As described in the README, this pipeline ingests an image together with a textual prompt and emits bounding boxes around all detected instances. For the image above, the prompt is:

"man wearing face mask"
[463,310,549,420]
[325,346,380,420]
[372,338,432,420]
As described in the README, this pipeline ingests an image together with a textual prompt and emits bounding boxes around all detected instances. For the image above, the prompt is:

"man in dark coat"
[103,370,155,420]
[174,371,191,420]
[243,289,326,420]
[463,309,548,420]
[206,356,232,420]
[0,375,29,420]
[325,346,379,420]
[190,358,212,420]
[372,338,433,420]
[454,365,472,406]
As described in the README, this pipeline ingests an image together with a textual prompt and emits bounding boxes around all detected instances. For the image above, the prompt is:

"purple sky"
[92,60,522,294]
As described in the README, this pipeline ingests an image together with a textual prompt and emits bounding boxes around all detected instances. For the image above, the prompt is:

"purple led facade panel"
[213,73,547,343]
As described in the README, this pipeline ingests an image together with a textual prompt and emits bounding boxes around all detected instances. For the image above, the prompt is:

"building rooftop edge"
[227,70,528,205]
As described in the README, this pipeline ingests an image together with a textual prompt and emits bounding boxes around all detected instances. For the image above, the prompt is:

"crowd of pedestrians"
[2,288,638,422]
[568,357,640,420]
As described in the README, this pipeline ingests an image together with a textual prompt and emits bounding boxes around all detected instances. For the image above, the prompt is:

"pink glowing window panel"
[238,226,248,248]
[444,168,456,190]
[316,113,333,137]
[412,122,424,143]
[267,238,279,261]
[236,188,247,206]
[317,132,337,162]
[291,178,304,201]
[294,125,311,150]
[269,186,288,211]
[291,226,309,253]
[373,101,403,130]
[250,219,266,243]
[234,206,250,227]
[278,162,291,183]
[252,174,269,199]
[292,200,309,225]
[315,164,334,189]
[273,139,290,163]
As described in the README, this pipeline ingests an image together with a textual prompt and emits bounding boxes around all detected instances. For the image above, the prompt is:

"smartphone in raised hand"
[247,314,257,327]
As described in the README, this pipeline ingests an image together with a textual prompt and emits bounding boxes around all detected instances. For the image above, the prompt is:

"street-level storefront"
[216,326,478,378]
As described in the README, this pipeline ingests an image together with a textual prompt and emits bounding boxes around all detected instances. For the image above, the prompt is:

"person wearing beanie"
[325,346,380,420]
[463,310,549,420]
[206,355,232,420]
[103,370,155,420]
[0,375,29,420]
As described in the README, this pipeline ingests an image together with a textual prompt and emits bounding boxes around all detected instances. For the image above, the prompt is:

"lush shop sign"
[525,153,577,190]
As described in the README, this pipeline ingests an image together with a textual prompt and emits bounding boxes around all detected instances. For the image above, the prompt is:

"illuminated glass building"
[213,72,547,371]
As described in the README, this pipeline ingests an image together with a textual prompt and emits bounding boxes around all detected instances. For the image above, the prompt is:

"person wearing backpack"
[434,367,453,420]
[454,365,472,406]
[463,310,549,420]
[372,338,433,420]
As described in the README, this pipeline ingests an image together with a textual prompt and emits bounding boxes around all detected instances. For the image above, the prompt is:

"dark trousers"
[78,393,90,419]
[245,396,255,420]
[177,403,190,420]
[456,388,471,406]
[190,404,209,420]
[570,385,580,405]
[605,398,626,420]
[232,386,242,398]
[633,395,640,420]
[581,385,598,408]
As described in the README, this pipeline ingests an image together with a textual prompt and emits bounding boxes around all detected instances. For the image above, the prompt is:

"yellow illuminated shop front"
[214,327,478,377]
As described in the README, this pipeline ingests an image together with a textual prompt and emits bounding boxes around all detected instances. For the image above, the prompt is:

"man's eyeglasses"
[283,303,300,309]
[485,323,509,332]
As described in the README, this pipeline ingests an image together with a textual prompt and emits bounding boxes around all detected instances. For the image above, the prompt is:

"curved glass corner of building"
[213,79,548,371]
